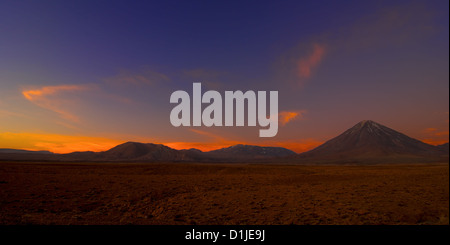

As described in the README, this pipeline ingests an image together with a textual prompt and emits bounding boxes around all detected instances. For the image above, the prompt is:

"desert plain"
[0,161,448,225]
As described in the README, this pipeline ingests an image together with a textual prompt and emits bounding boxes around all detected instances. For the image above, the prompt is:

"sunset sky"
[0,0,448,153]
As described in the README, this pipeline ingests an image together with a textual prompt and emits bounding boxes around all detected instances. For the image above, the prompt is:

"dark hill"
[99,142,186,162]
[208,144,296,158]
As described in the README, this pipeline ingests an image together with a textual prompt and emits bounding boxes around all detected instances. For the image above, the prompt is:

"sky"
[0,0,448,153]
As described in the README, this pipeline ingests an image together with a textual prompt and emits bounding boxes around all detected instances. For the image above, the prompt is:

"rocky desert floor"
[0,162,448,225]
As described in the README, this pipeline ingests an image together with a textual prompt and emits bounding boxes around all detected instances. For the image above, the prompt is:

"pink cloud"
[297,43,326,78]
[279,110,307,126]
[22,85,91,122]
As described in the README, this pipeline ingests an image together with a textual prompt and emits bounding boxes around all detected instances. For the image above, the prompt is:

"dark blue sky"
[1,1,381,78]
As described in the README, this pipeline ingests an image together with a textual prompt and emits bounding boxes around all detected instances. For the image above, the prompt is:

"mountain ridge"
[0,120,448,164]
[0,148,53,154]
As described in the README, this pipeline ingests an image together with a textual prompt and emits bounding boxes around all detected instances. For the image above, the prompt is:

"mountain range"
[0,120,448,164]
[0,149,53,154]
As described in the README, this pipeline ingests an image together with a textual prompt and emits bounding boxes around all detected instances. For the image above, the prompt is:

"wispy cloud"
[297,43,326,79]
[22,85,87,100]
[22,85,92,122]
[279,110,307,126]
[275,2,440,89]
[275,42,327,87]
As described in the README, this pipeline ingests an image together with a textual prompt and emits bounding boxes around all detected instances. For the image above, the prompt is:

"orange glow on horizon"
[422,128,449,146]
[1,130,323,154]
[0,132,124,154]
[1,129,446,155]
[422,139,449,146]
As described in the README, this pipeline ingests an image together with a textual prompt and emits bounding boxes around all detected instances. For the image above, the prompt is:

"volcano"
[297,120,448,164]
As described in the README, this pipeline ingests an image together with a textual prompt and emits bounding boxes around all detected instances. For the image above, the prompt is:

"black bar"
[0,225,448,244]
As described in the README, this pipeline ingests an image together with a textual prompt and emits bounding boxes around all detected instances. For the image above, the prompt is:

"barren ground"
[0,162,448,225]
